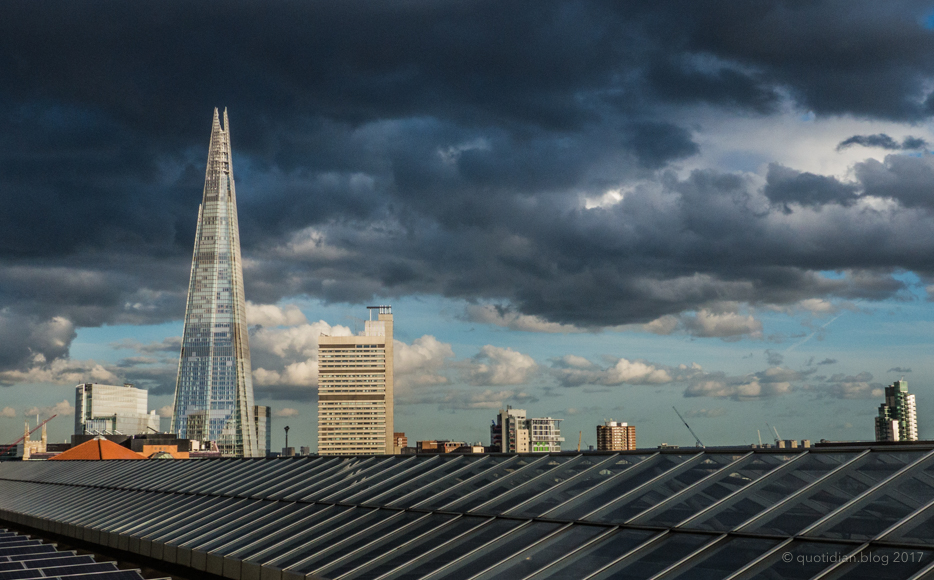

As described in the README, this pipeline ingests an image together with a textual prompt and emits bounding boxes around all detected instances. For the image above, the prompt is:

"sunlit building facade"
[597,420,637,451]
[75,383,159,435]
[171,108,259,457]
[317,306,394,455]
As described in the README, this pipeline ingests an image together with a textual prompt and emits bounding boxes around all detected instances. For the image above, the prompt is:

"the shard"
[171,108,259,457]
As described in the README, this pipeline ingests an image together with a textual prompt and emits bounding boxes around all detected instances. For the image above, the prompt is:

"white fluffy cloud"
[394,335,455,390]
[157,405,174,418]
[0,356,121,386]
[273,407,300,418]
[25,399,74,418]
[686,378,792,400]
[552,356,672,387]
[467,345,538,386]
[0,407,16,418]
[643,304,762,340]
[253,361,319,388]
[684,366,805,400]
[252,321,352,361]
[246,302,308,327]
[250,320,353,391]
[682,309,763,340]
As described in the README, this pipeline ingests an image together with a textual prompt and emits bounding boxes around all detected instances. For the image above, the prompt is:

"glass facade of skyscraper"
[171,108,259,457]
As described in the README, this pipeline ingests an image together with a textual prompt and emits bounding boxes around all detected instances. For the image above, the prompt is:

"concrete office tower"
[875,379,919,442]
[597,420,637,451]
[75,383,159,435]
[318,306,394,455]
[254,405,271,457]
[171,108,259,457]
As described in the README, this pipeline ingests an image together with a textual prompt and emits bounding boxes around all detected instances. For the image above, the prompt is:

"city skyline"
[3,3,934,451]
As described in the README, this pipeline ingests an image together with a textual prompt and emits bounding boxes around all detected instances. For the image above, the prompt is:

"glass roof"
[4,448,934,579]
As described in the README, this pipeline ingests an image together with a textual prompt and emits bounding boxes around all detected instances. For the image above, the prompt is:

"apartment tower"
[491,407,564,453]
[597,420,637,451]
[875,379,919,442]
[317,306,394,454]
[171,108,259,457]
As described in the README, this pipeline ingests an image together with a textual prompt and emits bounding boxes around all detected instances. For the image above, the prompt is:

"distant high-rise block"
[75,383,158,435]
[875,380,918,442]
[254,405,271,456]
[597,420,637,451]
[171,108,259,457]
[317,306,394,455]
[491,407,564,453]
[491,407,528,453]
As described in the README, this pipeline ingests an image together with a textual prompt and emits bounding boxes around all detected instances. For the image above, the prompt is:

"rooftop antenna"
[673,407,705,448]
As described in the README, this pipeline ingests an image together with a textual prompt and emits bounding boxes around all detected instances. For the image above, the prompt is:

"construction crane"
[673,407,705,448]
[577,431,582,452]
[766,422,781,445]
[0,414,57,457]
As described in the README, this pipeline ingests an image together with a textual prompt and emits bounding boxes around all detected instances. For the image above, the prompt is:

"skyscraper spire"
[171,108,259,457]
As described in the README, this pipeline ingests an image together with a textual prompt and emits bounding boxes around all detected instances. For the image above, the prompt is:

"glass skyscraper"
[171,108,259,457]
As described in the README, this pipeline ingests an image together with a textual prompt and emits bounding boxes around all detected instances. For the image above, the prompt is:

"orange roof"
[49,437,146,460]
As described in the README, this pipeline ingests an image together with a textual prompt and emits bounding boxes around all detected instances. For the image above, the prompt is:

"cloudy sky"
[3,0,934,450]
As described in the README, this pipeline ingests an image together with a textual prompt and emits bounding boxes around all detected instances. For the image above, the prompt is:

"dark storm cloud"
[0,314,75,370]
[2,0,934,376]
[764,164,860,207]
[836,134,929,151]
[853,154,934,209]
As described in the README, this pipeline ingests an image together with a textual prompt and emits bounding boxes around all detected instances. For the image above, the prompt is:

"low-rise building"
[393,432,408,454]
